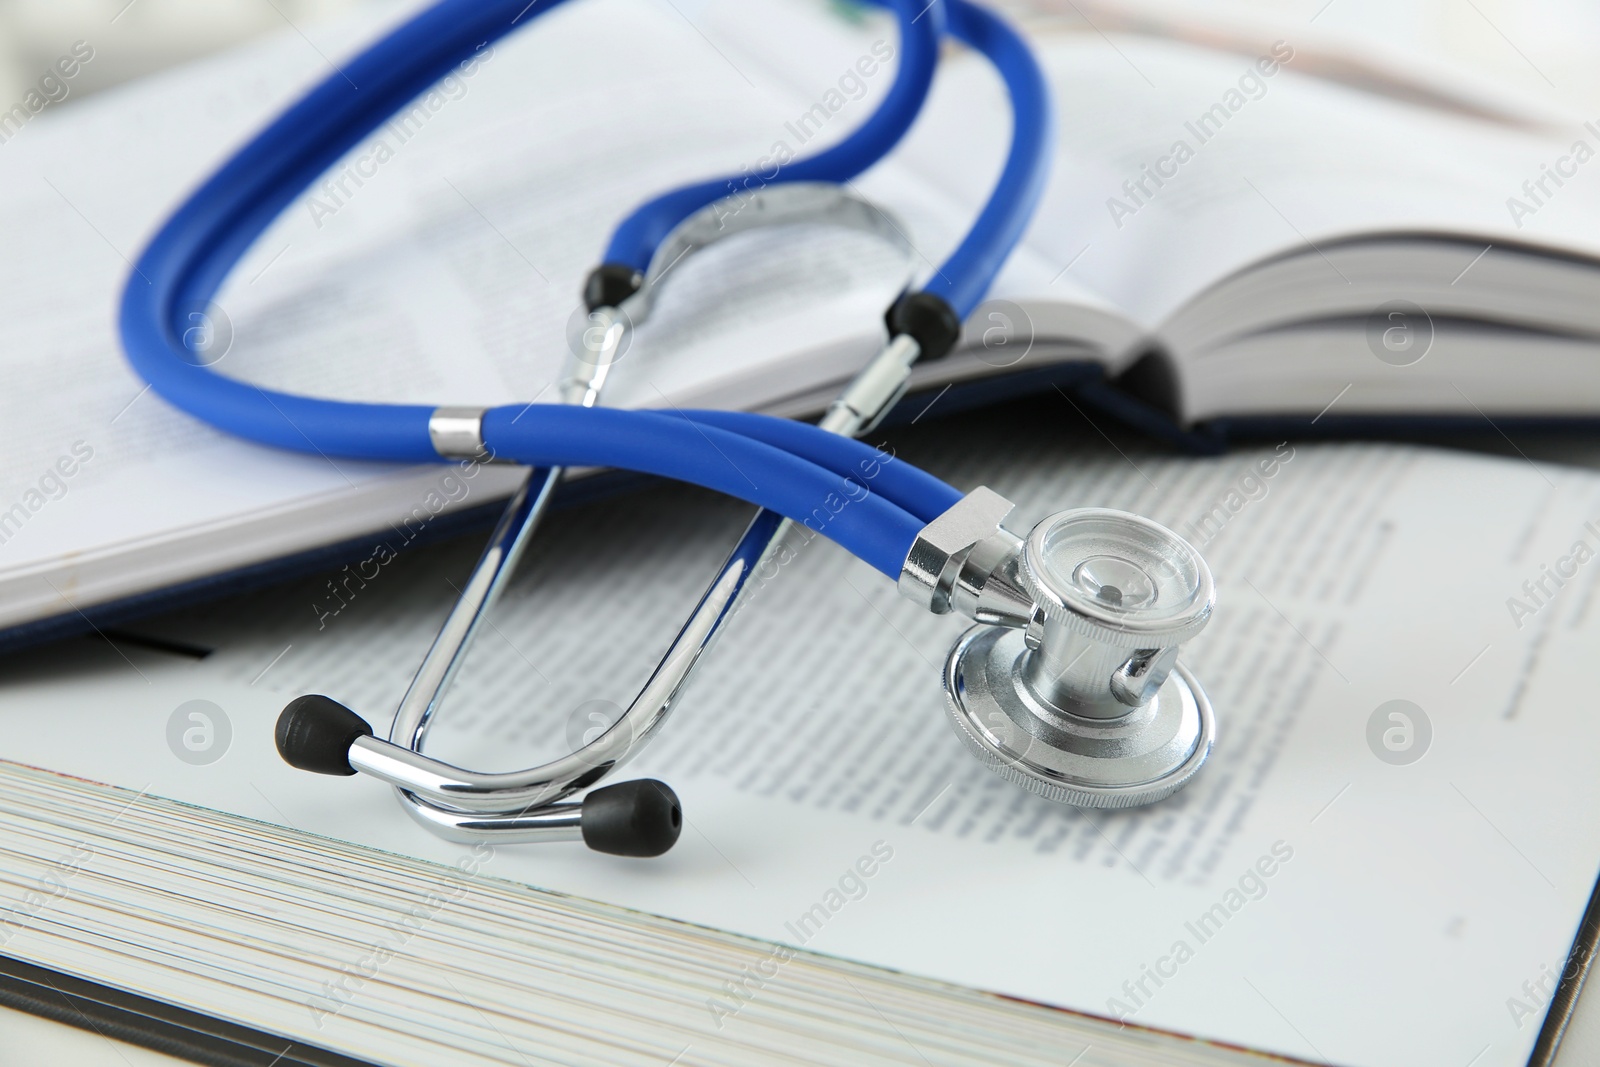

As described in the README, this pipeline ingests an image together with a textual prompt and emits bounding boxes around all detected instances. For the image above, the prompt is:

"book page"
[4,417,1599,1067]
[887,24,1600,337]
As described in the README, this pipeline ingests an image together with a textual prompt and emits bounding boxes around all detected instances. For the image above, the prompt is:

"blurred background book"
[4,0,1600,120]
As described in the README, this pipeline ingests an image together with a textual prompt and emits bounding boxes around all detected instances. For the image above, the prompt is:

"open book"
[3,401,1600,1067]
[4,0,1600,636]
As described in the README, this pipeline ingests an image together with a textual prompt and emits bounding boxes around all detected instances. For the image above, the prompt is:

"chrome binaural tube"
[273,186,921,852]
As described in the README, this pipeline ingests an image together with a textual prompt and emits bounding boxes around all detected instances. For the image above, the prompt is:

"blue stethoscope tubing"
[118,0,1051,580]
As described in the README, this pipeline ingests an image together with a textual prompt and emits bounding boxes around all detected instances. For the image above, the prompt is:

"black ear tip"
[276,695,373,776]
[580,779,682,857]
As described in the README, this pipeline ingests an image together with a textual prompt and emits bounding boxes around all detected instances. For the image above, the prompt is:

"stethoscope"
[119,0,1217,858]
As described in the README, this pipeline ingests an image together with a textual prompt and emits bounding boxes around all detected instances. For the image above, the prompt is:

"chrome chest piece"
[899,490,1216,809]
